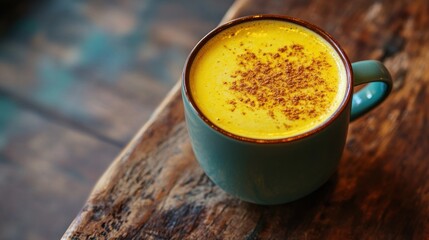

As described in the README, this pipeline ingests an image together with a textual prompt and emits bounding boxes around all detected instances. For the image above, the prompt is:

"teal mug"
[182,15,392,205]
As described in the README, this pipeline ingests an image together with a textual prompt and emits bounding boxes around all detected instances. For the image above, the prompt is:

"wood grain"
[63,0,429,239]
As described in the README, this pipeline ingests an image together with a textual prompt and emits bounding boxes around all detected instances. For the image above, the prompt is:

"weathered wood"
[63,0,429,239]
[0,0,214,145]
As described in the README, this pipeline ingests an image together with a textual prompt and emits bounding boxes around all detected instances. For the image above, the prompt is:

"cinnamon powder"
[226,44,335,122]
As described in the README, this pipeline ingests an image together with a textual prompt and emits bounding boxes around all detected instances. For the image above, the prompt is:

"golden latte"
[189,20,347,139]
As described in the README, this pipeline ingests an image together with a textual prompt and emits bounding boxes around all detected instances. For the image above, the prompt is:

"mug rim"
[182,14,353,144]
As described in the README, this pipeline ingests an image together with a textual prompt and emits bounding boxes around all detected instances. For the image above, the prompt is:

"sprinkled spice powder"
[225,43,335,121]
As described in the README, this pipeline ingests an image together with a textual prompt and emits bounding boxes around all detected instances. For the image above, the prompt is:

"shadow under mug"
[182,15,392,205]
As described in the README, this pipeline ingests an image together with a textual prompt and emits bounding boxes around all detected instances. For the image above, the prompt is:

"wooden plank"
[0,0,233,145]
[63,0,429,239]
[0,98,121,240]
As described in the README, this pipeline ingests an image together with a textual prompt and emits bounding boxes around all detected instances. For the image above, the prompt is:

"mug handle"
[350,60,393,121]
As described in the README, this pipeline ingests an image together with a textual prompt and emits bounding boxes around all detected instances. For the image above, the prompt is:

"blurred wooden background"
[0,0,233,239]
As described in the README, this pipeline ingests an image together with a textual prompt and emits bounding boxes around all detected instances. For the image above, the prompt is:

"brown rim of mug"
[182,14,353,144]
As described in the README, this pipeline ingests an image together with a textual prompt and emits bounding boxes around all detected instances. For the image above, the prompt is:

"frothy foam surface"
[190,20,347,139]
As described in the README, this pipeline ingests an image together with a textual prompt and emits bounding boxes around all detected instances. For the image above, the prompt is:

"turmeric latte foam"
[189,20,347,139]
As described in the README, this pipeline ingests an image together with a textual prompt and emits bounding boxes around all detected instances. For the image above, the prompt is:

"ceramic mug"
[181,15,392,205]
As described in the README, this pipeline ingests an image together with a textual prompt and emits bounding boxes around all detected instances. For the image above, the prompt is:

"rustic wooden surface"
[64,0,429,239]
[0,1,232,239]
